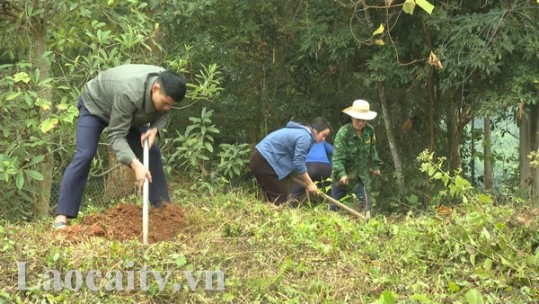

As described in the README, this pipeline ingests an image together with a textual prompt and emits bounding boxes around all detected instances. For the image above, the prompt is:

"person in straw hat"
[330,99,383,219]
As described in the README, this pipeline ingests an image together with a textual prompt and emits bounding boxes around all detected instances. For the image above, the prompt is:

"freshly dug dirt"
[53,203,185,244]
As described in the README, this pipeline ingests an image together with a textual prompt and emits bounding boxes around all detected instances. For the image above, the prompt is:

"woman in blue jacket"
[249,117,331,205]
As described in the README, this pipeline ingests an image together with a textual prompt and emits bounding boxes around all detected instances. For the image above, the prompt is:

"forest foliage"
[1,1,539,302]
[1,1,538,217]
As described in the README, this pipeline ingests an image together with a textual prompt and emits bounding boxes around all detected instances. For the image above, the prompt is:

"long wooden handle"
[142,139,149,245]
[319,191,366,220]
[292,177,366,221]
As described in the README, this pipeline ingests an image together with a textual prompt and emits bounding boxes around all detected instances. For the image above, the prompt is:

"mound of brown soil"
[53,203,185,244]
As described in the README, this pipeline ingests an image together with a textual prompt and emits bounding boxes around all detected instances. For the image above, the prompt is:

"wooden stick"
[142,139,149,245]
[292,177,366,221]
[318,192,366,220]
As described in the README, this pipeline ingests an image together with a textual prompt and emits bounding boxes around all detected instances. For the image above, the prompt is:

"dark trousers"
[290,162,331,199]
[249,149,287,205]
[55,97,170,218]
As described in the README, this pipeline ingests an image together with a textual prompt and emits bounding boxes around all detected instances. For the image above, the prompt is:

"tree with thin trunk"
[1,1,56,217]
[519,102,539,202]
[483,116,494,191]
[0,0,198,219]
[378,85,403,188]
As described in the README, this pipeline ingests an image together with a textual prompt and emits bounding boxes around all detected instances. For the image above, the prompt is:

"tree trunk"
[519,103,539,203]
[28,8,54,218]
[533,103,539,203]
[532,102,539,203]
[449,97,471,170]
[361,3,403,189]
[483,115,494,190]
[428,68,437,151]
[421,15,437,152]
[378,85,404,188]
[449,99,462,170]
[470,117,475,185]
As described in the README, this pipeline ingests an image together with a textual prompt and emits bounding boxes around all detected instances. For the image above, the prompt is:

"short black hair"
[156,70,186,102]
[310,117,331,133]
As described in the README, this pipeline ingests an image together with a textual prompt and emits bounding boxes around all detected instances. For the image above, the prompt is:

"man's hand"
[140,128,158,148]
[339,175,349,186]
[371,169,381,176]
[130,158,152,191]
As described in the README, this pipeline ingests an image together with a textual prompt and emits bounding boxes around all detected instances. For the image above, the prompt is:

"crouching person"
[249,118,331,205]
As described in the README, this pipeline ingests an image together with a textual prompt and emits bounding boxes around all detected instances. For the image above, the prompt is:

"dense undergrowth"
[0,187,538,303]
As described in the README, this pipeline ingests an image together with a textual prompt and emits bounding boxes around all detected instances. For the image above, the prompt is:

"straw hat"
[342,99,377,120]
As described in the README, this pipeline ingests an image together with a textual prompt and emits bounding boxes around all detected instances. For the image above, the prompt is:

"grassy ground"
[1,189,538,303]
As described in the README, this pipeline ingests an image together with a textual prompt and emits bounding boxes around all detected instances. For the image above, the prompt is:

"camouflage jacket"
[331,122,383,190]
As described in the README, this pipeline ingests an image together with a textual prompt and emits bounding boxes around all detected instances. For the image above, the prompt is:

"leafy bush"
[216,143,252,181]
[166,108,252,192]
[0,64,78,220]
[167,107,220,179]
[417,150,473,204]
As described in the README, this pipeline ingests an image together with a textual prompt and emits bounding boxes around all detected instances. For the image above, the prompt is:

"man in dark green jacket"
[54,64,186,229]
[331,99,383,218]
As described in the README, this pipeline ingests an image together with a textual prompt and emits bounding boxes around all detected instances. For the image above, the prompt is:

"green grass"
[1,189,538,303]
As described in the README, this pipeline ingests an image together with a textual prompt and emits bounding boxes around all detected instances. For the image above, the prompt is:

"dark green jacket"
[81,64,167,165]
[331,123,383,190]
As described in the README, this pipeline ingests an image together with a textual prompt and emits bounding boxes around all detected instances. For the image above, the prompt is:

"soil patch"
[53,203,185,244]
[513,207,539,228]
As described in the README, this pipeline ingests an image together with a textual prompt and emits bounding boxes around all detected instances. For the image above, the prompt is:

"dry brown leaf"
[429,51,443,70]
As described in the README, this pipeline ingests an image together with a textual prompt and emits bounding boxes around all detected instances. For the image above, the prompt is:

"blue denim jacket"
[256,121,315,180]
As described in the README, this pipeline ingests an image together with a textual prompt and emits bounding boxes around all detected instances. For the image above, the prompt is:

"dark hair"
[156,70,186,102]
[310,117,331,133]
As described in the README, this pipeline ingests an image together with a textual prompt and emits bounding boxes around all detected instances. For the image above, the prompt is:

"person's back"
[290,140,334,201]
[256,121,314,180]
[306,141,333,164]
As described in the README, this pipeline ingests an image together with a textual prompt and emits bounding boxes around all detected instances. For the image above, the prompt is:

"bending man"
[54,64,186,229]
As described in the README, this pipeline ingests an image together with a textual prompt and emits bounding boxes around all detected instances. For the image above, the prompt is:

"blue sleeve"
[292,136,311,175]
